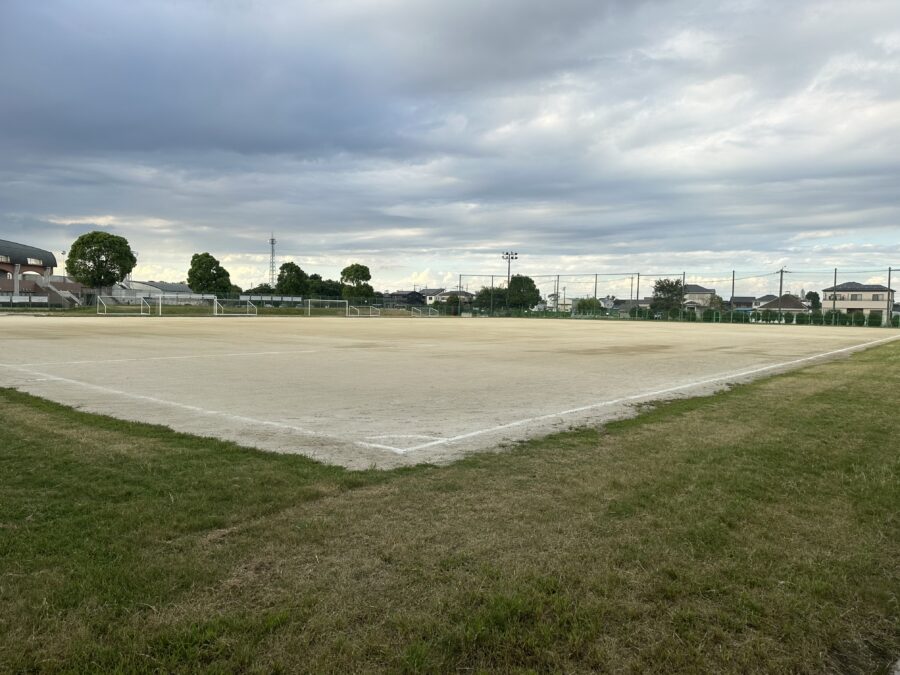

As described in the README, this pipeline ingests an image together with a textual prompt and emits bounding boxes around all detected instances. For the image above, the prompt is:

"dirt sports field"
[1,315,897,468]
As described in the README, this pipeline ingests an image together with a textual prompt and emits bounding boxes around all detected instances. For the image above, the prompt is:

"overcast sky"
[2,0,899,298]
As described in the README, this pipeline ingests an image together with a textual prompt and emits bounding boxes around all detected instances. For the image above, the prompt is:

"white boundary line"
[390,334,900,454]
[0,363,337,442]
[1,334,897,458]
[13,349,319,368]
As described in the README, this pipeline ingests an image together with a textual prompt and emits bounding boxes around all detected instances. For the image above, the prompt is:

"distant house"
[383,290,425,306]
[683,284,716,307]
[419,288,445,306]
[822,282,895,318]
[728,296,755,311]
[435,290,475,303]
[754,294,777,308]
[757,294,810,315]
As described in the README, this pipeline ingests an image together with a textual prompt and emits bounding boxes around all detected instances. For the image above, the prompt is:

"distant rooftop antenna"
[268,233,277,287]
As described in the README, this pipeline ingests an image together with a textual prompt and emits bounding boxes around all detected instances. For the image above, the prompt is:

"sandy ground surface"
[1,315,898,469]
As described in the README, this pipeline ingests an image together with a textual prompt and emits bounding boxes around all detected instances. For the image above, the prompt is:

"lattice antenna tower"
[268,233,277,287]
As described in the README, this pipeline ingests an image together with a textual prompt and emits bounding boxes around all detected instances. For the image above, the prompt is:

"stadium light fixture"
[502,251,518,287]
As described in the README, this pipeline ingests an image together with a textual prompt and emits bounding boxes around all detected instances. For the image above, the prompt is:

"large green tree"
[340,263,374,299]
[308,274,343,298]
[187,253,232,294]
[276,262,309,296]
[474,286,507,310]
[507,275,541,310]
[65,231,137,288]
[650,278,684,312]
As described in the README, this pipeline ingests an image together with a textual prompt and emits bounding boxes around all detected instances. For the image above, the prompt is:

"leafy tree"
[650,279,684,312]
[507,275,541,310]
[246,283,274,294]
[65,231,137,288]
[804,291,821,310]
[575,298,604,314]
[187,252,232,294]
[340,263,371,287]
[474,286,507,310]
[339,263,373,300]
[708,294,725,310]
[342,282,375,301]
[276,262,309,296]
[308,275,343,297]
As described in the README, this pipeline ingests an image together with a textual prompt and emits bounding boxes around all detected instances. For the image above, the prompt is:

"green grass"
[1,344,899,672]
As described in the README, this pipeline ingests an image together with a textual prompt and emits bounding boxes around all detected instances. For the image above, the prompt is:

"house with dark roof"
[728,296,755,311]
[683,284,716,306]
[822,282,895,319]
[757,294,810,314]
[754,294,777,308]
[383,290,425,306]
[419,288,445,305]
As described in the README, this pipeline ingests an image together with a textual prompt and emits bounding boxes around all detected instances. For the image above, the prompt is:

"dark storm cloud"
[1,0,899,288]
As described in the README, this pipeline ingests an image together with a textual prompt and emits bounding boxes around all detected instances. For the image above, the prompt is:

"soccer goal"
[307,299,349,317]
[97,296,153,316]
[411,307,439,317]
[157,294,216,316]
[349,305,381,317]
[215,299,258,316]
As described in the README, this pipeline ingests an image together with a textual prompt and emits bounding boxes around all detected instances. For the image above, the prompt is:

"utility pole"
[731,270,736,322]
[502,251,518,287]
[682,271,686,321]
[268,233,277,288]
[832,268,837,316]
[636,273,640,307]
[888,267,893,327]
[778,267,784,322]
[594,274,598,302]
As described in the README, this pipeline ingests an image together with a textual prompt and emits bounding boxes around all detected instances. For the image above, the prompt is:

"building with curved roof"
[0,239,58,277]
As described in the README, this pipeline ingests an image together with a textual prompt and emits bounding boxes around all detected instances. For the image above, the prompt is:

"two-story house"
[683,284,716,307]
[821,282,895,318]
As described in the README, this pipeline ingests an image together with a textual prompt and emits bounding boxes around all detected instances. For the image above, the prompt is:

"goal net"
[307,299,349,317]
[349,305,381,317]
[157,294,216,316]
[411,307,439,317]
[215,299,258,316]
[97,296,154,316]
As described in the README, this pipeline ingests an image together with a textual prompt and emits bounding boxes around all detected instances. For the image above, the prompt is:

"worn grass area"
[1,344,899,673]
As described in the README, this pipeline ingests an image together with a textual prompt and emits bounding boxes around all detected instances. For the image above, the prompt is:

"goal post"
[157,294,216,316]
[349,305,381,317]
[411,307,439,317]
[214,299,258,316]
[97,296,154,316]
[307,299,349,317]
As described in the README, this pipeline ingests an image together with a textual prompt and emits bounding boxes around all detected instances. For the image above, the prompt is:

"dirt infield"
[2,315,897,468]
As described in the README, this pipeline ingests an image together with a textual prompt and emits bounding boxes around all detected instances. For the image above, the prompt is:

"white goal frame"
[97,296,153,316]
[214,299,258,316]
[349,305,381,317]
[411,307,439,317]
[307,299,349,317]
[157,294,216,316]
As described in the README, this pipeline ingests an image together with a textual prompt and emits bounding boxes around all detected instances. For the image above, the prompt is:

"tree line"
[63,230,374,298]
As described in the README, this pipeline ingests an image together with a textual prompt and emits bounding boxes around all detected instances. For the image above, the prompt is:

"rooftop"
[0,239,58,268]
[822,282,894,293]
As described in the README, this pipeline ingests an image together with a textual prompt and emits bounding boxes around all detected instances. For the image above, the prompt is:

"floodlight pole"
[502,251,518,287]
